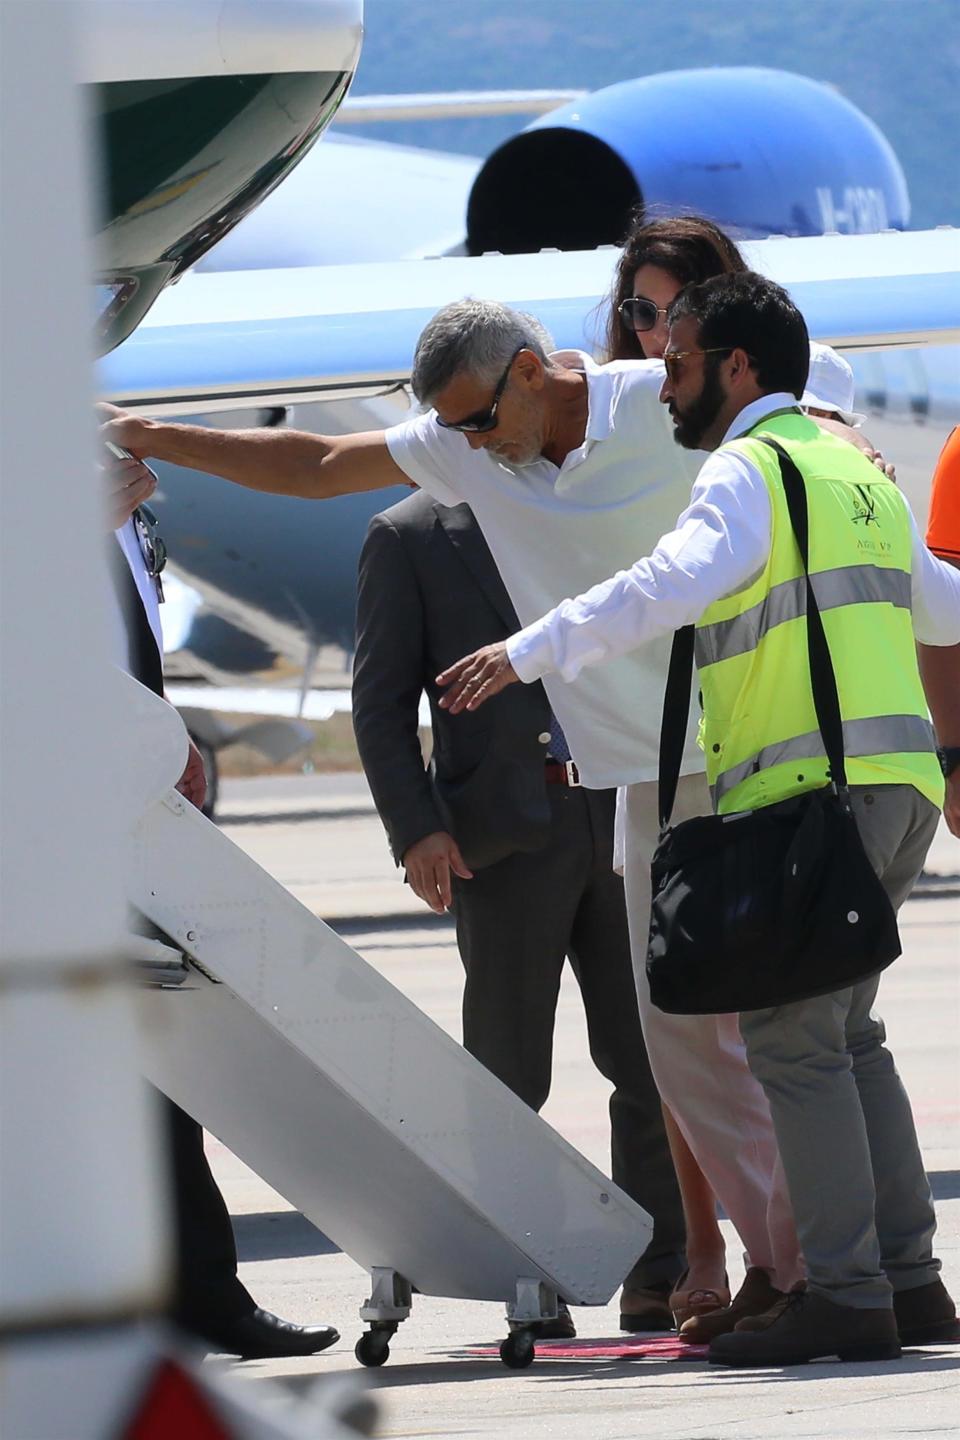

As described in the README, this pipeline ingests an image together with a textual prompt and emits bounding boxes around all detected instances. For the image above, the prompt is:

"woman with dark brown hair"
[602,213,803,1342]
[605,212,747,365]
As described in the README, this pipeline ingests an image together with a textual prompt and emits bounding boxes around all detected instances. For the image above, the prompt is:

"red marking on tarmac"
[466,1336,710,1361]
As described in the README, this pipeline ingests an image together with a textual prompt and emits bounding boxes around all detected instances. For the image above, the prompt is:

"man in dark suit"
[352,491,685,1333]
[106,450,340,1359]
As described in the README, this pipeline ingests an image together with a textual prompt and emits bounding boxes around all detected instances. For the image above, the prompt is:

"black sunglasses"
[435,345,526,433]
[618,296,670,334]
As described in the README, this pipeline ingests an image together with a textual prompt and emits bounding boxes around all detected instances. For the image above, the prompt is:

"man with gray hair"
[101,293,813,1327]
[101,298,708,805]
[412,299,552,416]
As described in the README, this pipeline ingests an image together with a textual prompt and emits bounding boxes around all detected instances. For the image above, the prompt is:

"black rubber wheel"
[355,1331,390,1367]
[499,1331,536,1369]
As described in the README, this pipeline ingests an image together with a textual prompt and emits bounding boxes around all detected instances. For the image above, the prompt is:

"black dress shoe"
[525,1299,577,1340]
[204,1307,340,1360]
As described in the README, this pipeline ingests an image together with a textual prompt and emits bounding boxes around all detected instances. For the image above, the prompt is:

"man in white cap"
[801,343,867,429]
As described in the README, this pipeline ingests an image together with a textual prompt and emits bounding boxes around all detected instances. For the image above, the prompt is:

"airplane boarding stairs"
[123,677,651,1368]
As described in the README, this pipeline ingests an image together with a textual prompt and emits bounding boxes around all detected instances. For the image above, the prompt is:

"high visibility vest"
[696,410,944,815]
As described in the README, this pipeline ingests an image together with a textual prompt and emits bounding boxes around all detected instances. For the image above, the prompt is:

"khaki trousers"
[622,775,803,1291]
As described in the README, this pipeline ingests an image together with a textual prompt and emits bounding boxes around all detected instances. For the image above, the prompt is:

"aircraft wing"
[99,229,960,416]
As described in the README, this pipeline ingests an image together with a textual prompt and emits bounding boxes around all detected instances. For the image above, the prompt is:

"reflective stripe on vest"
[695,563,912,670]
[711,713,938,807]
[695,411,944,815]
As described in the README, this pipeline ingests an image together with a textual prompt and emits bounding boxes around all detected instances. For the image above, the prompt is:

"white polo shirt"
[385,351,705,788]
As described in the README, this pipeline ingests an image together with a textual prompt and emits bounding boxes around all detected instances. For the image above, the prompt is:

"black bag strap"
[656,434,848,829]
[657,622,695,828]
[756,437,848,792]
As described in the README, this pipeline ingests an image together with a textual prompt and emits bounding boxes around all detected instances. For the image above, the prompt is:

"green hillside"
[350,0,959,230]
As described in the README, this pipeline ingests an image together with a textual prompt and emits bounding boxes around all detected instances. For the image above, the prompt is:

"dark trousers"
[452,785,685,1289]
[163,1095,255,1330]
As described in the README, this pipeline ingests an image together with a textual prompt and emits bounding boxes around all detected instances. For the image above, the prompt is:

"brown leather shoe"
[735,1284,805,1331]
[680,1267,783,1342]
[894,1278,958,1344]
[619,1281,676,1333]
[710,1291,901,1367]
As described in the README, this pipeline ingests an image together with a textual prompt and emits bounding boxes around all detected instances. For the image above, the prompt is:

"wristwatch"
[937,746,960,779]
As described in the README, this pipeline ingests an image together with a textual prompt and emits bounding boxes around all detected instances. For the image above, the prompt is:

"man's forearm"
[919,641,960,745]
[100,404,401,498]
[132,421,337,497]
[918,547,960,746]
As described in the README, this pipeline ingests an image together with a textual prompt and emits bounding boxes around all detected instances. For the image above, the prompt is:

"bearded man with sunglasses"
[438,274,960,1367]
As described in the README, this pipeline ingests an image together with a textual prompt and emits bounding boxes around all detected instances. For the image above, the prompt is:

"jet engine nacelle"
[466,67,909,255]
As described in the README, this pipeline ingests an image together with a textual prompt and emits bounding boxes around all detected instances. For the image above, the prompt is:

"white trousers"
[622,776,804,1291]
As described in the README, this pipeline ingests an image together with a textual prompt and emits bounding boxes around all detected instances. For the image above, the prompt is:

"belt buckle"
[564,760,580,788]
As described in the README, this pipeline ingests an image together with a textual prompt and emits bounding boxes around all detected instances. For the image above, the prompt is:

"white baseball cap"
[801,343,866,428]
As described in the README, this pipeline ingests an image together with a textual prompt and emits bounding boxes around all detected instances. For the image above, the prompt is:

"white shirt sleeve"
[908,502,960,644]
[507,449,772,683]
[384,410,469,508]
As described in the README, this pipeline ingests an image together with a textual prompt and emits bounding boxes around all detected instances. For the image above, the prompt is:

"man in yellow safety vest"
[438,271,960,1368]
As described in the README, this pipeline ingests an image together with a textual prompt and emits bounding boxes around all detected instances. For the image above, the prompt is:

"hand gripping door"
[646,439,901,1015]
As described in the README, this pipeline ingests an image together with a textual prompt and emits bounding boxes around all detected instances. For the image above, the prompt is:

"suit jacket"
[353,491,555,871]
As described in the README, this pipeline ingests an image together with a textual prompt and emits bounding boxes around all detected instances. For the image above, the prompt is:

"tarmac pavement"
[205,772,960,1439]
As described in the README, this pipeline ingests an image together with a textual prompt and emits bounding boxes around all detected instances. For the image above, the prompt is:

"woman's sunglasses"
[618,296,670,334]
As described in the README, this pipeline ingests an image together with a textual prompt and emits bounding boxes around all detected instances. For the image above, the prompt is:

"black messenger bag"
[646,440,901,1015]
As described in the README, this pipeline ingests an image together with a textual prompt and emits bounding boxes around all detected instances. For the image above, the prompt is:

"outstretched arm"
[98,405,406,499]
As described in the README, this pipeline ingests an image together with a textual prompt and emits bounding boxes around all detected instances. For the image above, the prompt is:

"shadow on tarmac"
[270,1355,700,1390]
[331,913,454,937]
[664,1348,960,1386]
[261,1345,960,1392]
[222,807,375,828]
[930,1169,960,1201]
[234,1210,340,1260]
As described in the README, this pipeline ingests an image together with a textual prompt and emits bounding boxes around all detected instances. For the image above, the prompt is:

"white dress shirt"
[508,393,960,687]
[386,351,705,787]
